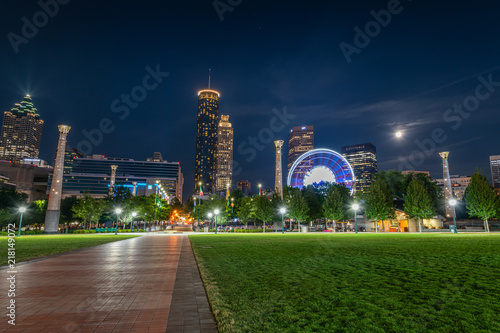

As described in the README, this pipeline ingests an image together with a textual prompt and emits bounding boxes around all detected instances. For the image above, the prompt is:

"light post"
[115,208,122,235]
[352,203,359,234]
[280,207,286,234]
[258,183,262,196]
[449,199,458,234]
[17,207,26,237]
[231,198,234,215]
[208,212,213,231]
[214,209,220,234]
[198,182,203,226]
[143,213,147,231]
[131,212,137,232]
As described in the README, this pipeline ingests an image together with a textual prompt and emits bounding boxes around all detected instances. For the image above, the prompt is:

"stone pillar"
[132,182,137,197]
[44,125,71,234]
[439,152,453,218]
[109,165,118,195]
[274,140,284,199]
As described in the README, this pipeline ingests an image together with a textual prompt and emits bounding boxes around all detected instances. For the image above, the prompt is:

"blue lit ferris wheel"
[287,149,355,192]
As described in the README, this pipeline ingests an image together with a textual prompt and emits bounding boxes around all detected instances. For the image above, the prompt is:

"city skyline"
[1,1,500,201]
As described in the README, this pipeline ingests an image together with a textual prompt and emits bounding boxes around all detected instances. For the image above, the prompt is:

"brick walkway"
[0,235,217,333]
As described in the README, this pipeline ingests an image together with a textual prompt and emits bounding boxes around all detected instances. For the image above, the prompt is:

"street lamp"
[131,212,137,232]
[144,213,147,231]
[449,199,458,234]
[115,208,122,235]
[214,209,220,234]
[352,203,359,234]
[231,198,234,215]
[279,207,286,234]
[208,212,213,231]
[258,183,262,196]
[17,207,26,237]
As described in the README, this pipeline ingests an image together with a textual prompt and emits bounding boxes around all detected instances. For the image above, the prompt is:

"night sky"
[2,0,500,201]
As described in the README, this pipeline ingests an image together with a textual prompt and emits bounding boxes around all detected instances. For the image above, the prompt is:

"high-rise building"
[490,155,500,189]
[341,143,377,193]
[0,95,44,163]
[287,126,314,172]
[237,180,251,196]
[436,175,471,201]
[194,76,220,194]
[215,115,233,192]
[64,148,84,174]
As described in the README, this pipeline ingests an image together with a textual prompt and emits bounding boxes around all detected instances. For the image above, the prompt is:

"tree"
[288,188,309,231]
[323,184,351,229]
[254,195,274,230]
[365,179,395,232]
[404,178,435,232]
[465,172,499,232]
[237,197,255,228]
[0,188,28,229]
[302,185,323,221]
[72,195,105,229]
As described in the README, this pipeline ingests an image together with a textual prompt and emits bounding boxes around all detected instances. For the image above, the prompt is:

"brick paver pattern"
[0,235,217,333]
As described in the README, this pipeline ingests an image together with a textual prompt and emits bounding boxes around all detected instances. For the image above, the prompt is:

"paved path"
[0,235,217,333]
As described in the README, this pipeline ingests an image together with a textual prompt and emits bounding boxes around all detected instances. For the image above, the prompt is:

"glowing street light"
[449,199,458,234]
[395,131,403,138]
[279,207,286,234]
[207,212,213,230]
[258,183,262,196]
[352,203,360,234]
[17,207,26,237]
[131,212,137,232]
[214,209,220,234]
[115,208,122,235]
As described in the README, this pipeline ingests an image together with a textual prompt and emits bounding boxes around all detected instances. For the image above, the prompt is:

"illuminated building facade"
[287,126,314,172]
[490,155,500,189]
[215,115,233,192]
[341,143,377,193]
[49,154,183,201]
[436,175,471,201]
[0,95,44,163]
[237,180,251,196]
[194,88,220,194]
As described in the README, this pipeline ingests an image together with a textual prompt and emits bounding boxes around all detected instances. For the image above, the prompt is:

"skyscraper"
[0,95,44,163]
[215,115,233,192]
[341,143,377,193]
[287,126,314,172]
[490,155,500,189]
[194,76,220,194]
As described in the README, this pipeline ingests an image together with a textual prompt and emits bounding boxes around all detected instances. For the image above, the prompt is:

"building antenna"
[208,69,211,89]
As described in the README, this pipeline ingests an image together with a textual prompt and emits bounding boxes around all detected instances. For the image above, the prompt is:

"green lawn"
[0,234,139,265]
[190,233,500,333]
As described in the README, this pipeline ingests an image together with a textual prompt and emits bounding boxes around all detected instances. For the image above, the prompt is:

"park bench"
[465,226,483,231]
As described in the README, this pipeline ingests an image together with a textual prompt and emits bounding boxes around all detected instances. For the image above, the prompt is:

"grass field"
[0,234,139,265]
[190,233,500,333]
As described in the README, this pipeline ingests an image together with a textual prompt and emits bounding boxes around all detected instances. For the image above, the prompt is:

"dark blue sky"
[2,0,500,201]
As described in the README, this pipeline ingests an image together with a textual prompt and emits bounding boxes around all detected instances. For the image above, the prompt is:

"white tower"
[439,152,453,218]
[275,140,284,199]
[109,165,118,195]
[44,125,71,233]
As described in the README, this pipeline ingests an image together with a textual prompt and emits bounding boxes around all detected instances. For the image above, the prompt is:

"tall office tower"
[237,180,251,196]
[490,155,500,189]
[439,152,453,218]
[194,74,220,194]
[216,115,233,192]
[44,125,70,234]
[64,148,84,174]
[0,95,44,163]
[341,143,377,193]
[287,126,314,172]
[275,140,284,199]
